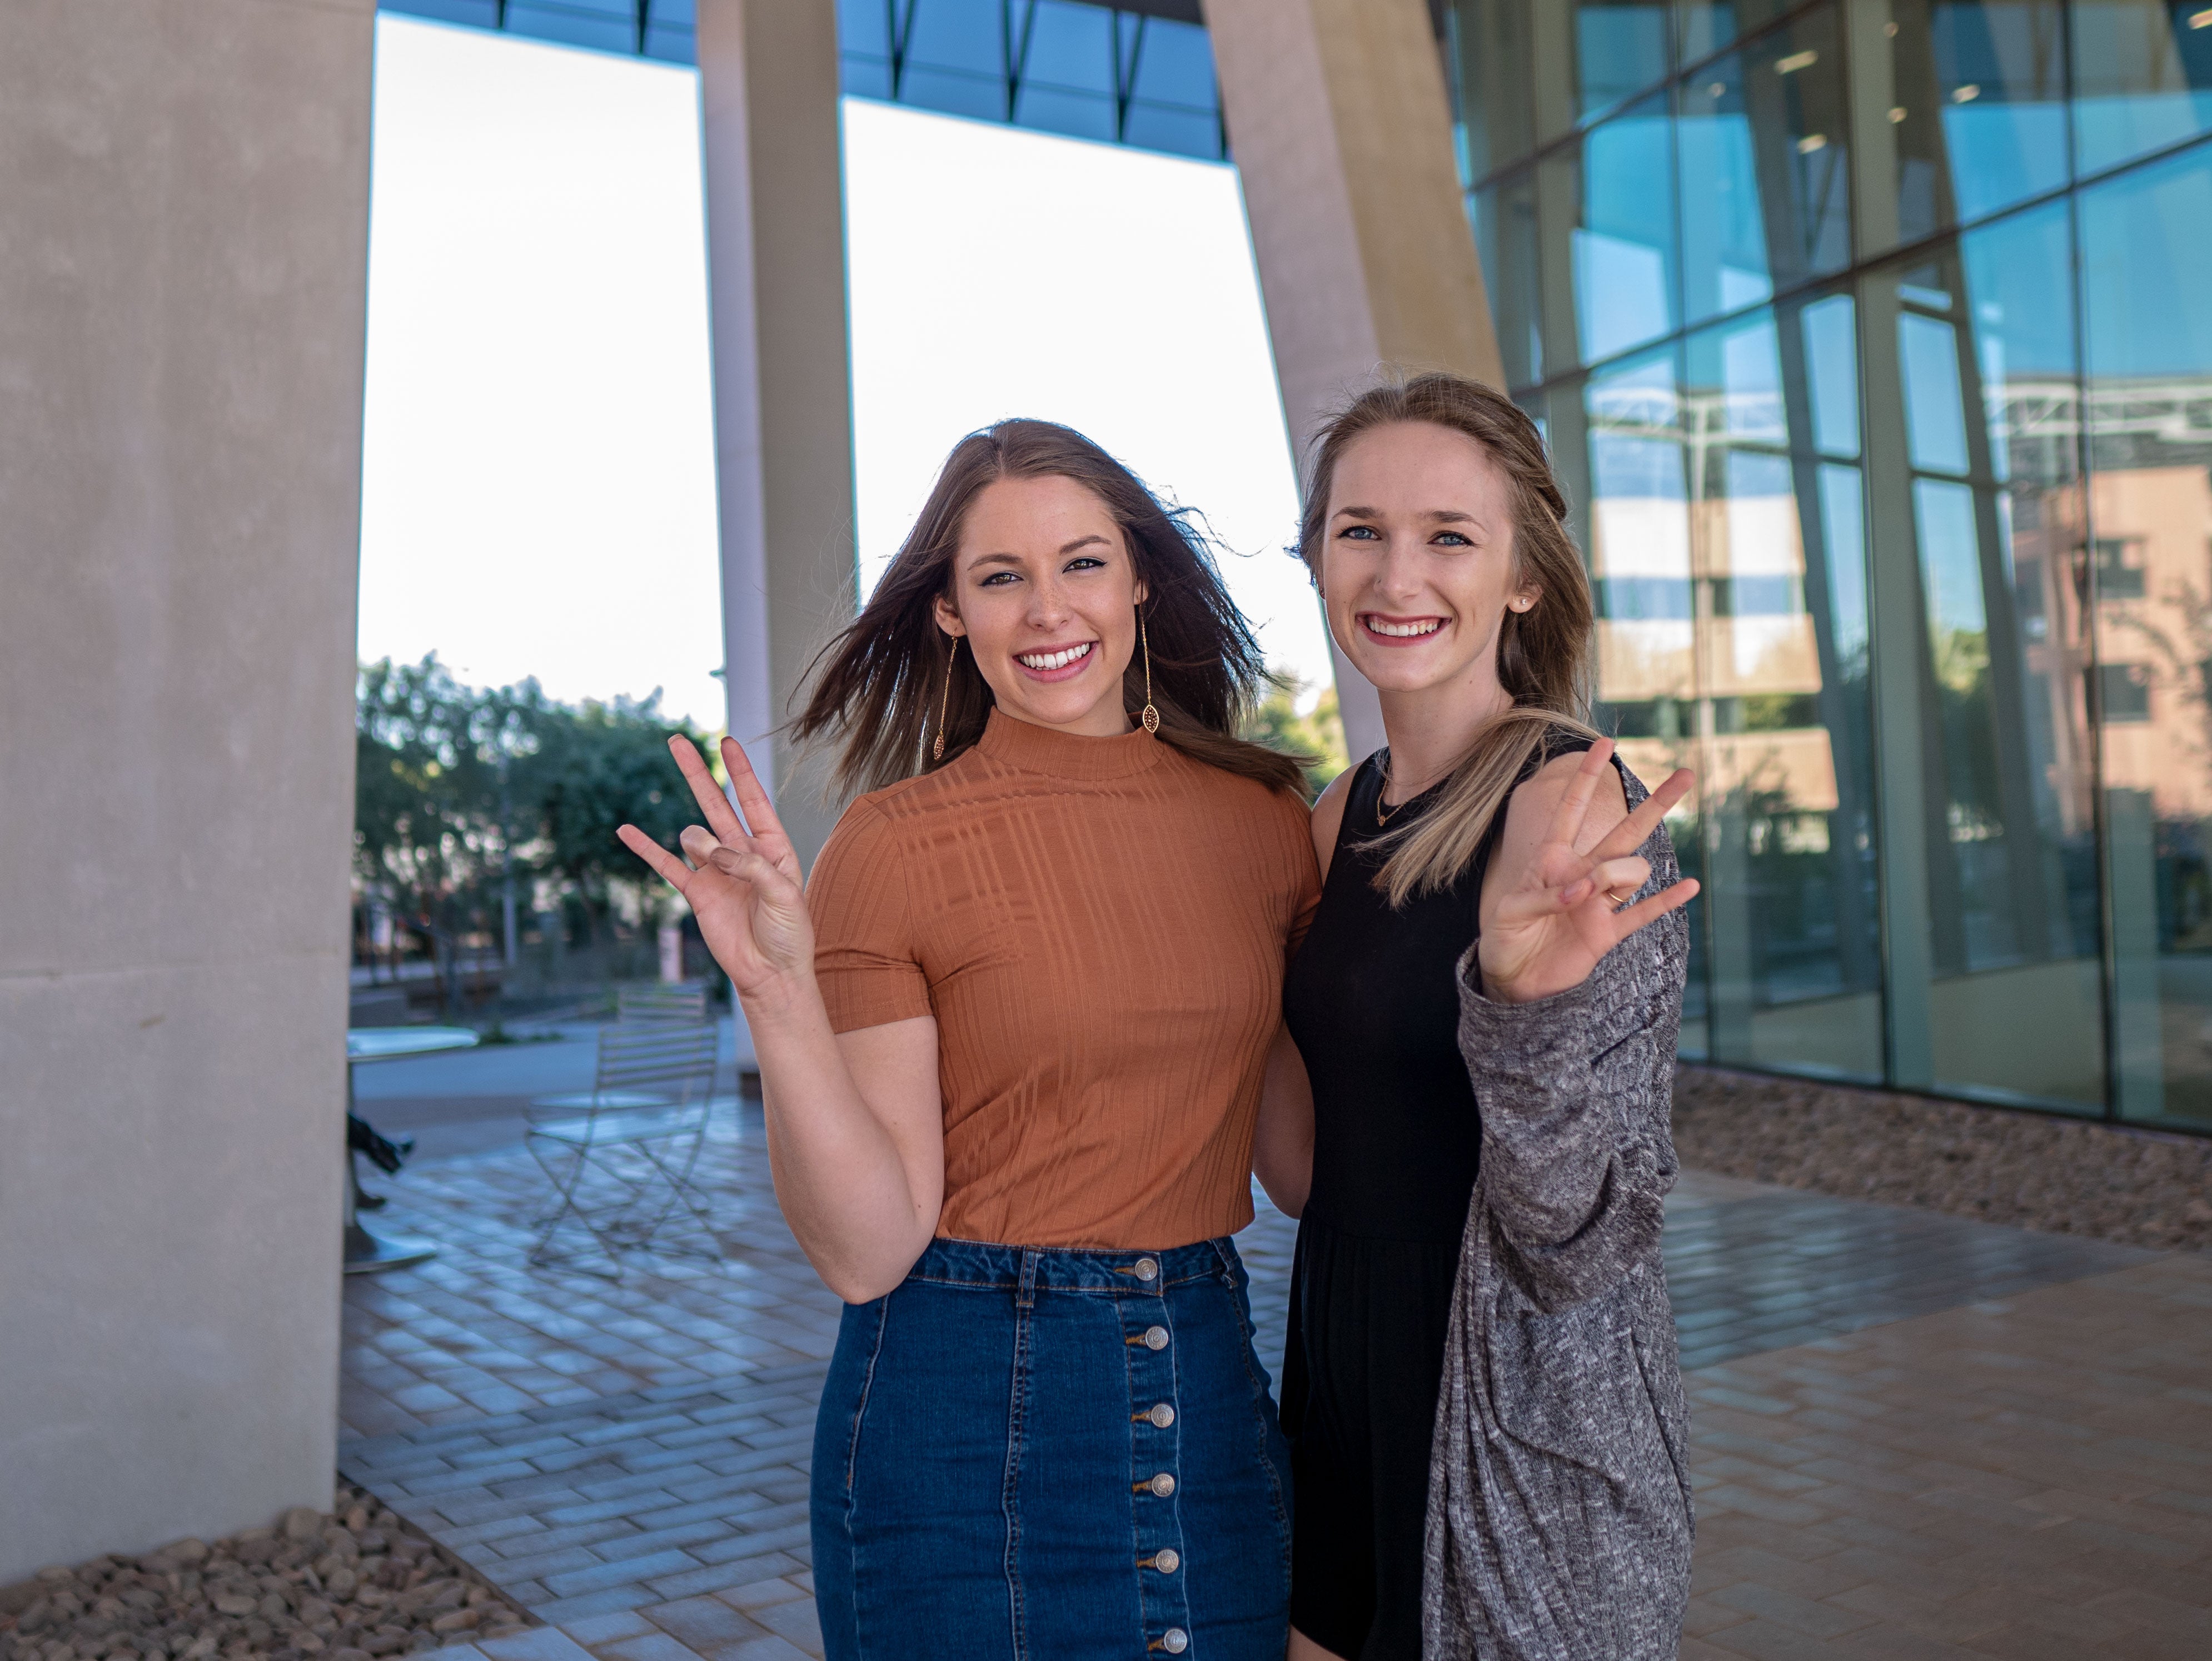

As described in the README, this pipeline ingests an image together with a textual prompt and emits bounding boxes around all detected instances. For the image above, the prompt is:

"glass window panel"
[902,0,1005,77]
[1802,294,1861,456]
[1014,84,1118,142]
[1871,0,2070,249]
[644,24,695,63]
[839,0,894,59]
[1574,1,1674,123]
[1683,309,1885,1077]
[1449,0,1539,180]
[1674,0,1799,65]
[2071,1,2212,176]
[1584,351,1710,1055]
[1900,309,1973,473]
[1865,235,2101,1109]
[896,64,1008,120]
[842,53,895,97]
[1572,92,1680,362]
[504,3,636,52]
[382,1,501,27]
[2079,140,2212,1128]
[649,0,695,24]
[1127,18,1217,112]
[1742,5,1853,284]
[1677,47,1775,322]
[1473,172,1546,389]
[1017,1,1115,95]
[1121,102,1223,158]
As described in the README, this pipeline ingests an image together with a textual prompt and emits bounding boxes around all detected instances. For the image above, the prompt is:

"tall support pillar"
[1207,0,1505,764]
[698,0,859,866]
[0,0,373,1578]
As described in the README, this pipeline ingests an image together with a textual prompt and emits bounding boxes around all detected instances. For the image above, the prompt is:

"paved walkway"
[339,1103,2209,1661]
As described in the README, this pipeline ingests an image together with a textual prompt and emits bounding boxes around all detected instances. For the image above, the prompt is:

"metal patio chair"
[526,1019,720,1275]
[616,981,710,1023]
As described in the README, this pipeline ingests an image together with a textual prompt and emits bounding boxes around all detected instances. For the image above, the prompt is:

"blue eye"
[1434,531,1472,548]
[1340,525,1381,541]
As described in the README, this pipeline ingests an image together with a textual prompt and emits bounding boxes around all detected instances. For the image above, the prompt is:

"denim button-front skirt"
[810,1235,1293,1659]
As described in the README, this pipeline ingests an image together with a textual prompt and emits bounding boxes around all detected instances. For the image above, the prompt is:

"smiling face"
[1319,420,1537,703]
[932,473,1148,739]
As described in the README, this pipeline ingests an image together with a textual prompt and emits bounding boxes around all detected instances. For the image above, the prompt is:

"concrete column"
[697,0,859,867]
[0,0,373,1580]
[1207,0,1505,764]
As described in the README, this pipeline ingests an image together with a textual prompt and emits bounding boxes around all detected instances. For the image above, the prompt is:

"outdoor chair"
[616,982,710,1023]
[526,1019,720,1275]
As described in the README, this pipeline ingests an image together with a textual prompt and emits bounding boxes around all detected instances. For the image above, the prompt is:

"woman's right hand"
[618,735,814,1002]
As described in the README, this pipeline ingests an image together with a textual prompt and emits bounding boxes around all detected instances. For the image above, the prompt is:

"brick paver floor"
[341,1108,2209,1661]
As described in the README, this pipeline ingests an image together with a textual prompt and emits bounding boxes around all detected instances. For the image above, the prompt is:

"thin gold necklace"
[1376,754,1419,827]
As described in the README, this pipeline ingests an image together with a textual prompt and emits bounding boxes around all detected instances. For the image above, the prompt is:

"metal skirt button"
[1151,1548,1180,1573]
[1143,1325,1169,1350]
[1134,1256,1159,1280]
[1162,1628,1189,1654]
[1148,1401,1175,1428]
[1148,1471,1176,1496]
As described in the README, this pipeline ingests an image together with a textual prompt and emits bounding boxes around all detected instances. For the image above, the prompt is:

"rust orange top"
[808,708,1321,1250]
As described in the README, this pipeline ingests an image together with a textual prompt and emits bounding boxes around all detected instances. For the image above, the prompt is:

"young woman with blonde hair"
[621,420,1319,1660]
[1252,374,1700,1660]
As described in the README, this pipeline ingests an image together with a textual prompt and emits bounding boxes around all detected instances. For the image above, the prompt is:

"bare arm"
[1250,1025,1314,1219]
[620,737,944,1305]
[1251,771,1352,1217]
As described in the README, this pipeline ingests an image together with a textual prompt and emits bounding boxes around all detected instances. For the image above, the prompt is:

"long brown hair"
[796,419,1306,798]
[1296,372,1600,904]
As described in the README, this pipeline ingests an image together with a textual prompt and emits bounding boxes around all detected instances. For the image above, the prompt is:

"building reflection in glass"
[1449,0,2212,1128]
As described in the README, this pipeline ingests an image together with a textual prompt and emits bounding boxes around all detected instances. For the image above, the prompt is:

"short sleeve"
[808,798,933,1033]
[1276,787,1324,960]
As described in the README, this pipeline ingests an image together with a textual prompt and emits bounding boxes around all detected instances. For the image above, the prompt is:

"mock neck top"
[807,708,1321,1251]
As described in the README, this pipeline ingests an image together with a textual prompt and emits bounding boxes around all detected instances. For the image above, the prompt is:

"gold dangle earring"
[1137,606,1160,735]
[931,636,958,762]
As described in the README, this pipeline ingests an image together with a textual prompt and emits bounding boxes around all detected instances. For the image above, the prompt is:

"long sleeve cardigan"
[1421,766,1696,1660]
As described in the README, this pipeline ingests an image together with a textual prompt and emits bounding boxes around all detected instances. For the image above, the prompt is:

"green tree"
[518,692,706,944]
[1243,670,1349,798]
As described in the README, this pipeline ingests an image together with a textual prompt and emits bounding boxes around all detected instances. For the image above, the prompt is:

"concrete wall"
[1208,0,1504,764]
[698,0,859,869]
[0,0,374,1580]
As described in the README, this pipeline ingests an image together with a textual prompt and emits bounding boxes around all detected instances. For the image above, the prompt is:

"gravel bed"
[0,1483,531,1661]
[1672,1064,2212,1253]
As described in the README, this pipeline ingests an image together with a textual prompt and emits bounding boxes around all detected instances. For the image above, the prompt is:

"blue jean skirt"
[810,1235,1293,1660]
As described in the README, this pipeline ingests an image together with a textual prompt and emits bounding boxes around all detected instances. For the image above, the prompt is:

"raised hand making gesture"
[1477,739,1700,1007]
[616,735,813,1005]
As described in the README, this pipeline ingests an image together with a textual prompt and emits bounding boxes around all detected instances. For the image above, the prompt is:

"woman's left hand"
[1478,740,1700,1006]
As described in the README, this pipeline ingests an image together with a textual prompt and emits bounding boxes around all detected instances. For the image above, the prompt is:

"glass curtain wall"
[1447,0,2212,1129]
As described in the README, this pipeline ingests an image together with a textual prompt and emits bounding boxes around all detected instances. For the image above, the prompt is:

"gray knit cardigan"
[1421,768,1696,1660]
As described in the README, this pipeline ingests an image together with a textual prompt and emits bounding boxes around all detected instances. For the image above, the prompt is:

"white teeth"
[1018,642,1093,671]
[1367,618,1442,638]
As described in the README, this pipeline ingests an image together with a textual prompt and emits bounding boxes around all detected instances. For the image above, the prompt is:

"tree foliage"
[355,655,710,946]
[1243,672,1349,798]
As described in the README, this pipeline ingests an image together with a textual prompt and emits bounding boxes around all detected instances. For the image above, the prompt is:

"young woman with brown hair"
[1253,374,1701,1660]
[619,420,1319,1660]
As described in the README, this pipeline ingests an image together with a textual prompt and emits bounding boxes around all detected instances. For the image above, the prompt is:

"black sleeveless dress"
[1279,738,1596,1660]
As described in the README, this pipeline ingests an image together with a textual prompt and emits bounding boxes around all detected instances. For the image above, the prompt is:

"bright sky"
[358,16,1330,730]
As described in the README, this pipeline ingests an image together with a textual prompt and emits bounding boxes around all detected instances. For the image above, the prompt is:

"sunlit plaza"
[7,3,2212,1659]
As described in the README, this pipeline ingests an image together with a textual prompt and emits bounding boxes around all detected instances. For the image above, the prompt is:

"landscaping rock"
[1673,1063,2212,1252]
[0,1484,531,1661]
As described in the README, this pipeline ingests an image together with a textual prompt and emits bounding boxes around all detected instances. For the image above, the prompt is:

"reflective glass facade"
[1449,0,2212,1130]
[380,0,1225,161]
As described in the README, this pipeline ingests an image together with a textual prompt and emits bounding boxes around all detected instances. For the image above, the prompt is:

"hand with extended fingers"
[617,737,814,1004]
[1477,739,1701,1007]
